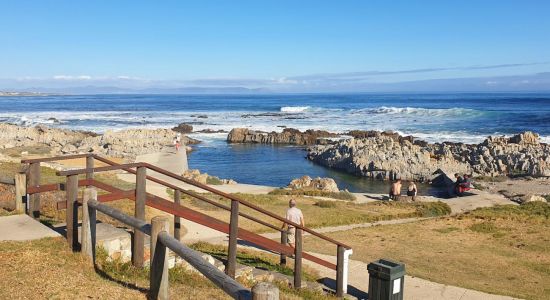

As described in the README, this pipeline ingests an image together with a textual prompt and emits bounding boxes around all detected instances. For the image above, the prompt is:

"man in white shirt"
[282,199,304,249]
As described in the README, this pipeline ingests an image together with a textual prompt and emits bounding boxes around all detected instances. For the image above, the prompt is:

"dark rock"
[227,128,339,145]
[172,123,193,133]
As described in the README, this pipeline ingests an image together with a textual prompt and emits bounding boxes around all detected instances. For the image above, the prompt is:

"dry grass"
[168,190,451,233]
[0,237,335,300]
[0,237,145,299]
[303,202,550,300]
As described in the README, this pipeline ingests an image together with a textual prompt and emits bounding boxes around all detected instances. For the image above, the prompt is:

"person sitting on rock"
[407,181,418,198]
[454,173,471,196]
[389,179,402,200]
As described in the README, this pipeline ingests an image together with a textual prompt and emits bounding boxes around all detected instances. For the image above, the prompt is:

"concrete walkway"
[0,214,60,241]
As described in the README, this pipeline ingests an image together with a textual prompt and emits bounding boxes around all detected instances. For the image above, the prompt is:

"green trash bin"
[367,259,405,300]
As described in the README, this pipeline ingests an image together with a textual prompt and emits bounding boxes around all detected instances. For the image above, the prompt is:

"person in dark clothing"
[407,181,418,197]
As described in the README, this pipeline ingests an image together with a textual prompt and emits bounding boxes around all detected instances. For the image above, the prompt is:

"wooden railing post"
[133,166,146,267]
[150,216,170,300]
[280,230,287,266]
[14,172,27,213]
[86,155,94,186]
[251,282,279,300]
[226,199,239,278]
[174,189,182,241]
[294,228,303,289]
[81,187,97,261]
[336,245,345,297]
[66,174,79,251]
[28,162,41,218]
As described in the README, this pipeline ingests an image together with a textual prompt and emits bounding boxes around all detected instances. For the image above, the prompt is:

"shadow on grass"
[93,264,149,294]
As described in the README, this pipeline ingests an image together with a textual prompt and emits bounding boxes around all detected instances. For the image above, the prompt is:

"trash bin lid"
[367,258,406,280]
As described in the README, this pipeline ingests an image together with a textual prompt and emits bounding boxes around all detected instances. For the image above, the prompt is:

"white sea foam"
[280,106,310,113]
[0,105,543,144]
[354,106,482,117]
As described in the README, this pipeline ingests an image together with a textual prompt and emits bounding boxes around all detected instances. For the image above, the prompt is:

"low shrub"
[415,201,452,217]
[469,222,499,234]
[315,200,337,208]
[269,188,356,201]
[206,176,223,185]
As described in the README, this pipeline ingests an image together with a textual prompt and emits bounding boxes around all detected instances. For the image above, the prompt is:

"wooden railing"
[80,188,260,300]
[18,153,352,297]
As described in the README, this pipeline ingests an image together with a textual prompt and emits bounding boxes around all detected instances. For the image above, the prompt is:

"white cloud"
[53,75,92,80]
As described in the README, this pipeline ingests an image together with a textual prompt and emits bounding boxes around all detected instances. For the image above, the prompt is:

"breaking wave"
[280,106,310,113]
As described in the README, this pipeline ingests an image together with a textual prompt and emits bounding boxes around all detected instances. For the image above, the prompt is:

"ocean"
[2,93,549,192]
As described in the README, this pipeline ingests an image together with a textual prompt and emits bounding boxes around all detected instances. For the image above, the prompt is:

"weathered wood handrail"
[22,153,351,296]
[86,198,253,300]
[51,156,350,249]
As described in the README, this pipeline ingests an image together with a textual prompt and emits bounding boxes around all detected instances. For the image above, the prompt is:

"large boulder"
[287,176,339,192]
[288,176,313,189]
[227,128,338,145]
[172,123,193,134]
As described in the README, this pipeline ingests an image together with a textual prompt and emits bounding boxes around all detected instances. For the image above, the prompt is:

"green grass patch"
[190,242,319,282]
[269,188,356,201]
[274,281,336,300]
[206,176,224,185]
[468,201,550,221]
[416,201,452,217]
[469,222,499,234]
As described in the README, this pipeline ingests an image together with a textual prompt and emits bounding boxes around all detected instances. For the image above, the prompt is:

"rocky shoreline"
[307,131,550,181]
[0,123,198,160]
[227,128,338,145]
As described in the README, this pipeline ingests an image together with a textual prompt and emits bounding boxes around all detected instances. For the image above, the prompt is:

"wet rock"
[227,128,338,145]
[307,131,550,181]
[172,123,193,133]
[288,175,339,192]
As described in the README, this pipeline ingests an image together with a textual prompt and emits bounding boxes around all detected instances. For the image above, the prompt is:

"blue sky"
[1,1,550,92]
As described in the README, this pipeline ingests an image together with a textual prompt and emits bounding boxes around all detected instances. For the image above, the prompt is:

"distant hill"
[16,86,269,95]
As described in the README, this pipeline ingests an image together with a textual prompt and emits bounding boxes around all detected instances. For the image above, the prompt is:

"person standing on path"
[281,199,304,250]
[173,136,181,152]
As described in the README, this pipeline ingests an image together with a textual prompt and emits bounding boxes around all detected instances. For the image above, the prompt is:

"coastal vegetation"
[190,241,320,282]
[303,202,550,300]
[269,188,357,201]
[168,189,451,232]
